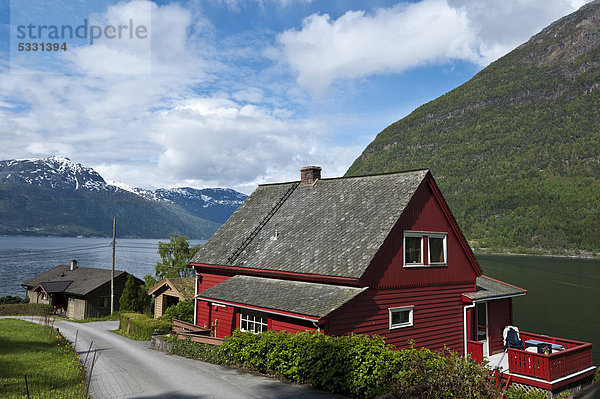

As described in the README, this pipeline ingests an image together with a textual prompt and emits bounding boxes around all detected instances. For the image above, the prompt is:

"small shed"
[148,277,195,318]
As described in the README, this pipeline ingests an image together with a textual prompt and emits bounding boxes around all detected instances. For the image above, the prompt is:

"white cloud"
[0,0,361,194]
[149,96,356,192]
[212,0,312,13]
[277,0,592,94]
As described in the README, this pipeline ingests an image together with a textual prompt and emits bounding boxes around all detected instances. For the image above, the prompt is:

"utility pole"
[111,216,116,314]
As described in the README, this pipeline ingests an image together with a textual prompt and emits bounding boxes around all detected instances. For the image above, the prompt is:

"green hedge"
[118,312,171,340]
[170,337,223,364]
[172,329,500,399]
[0,303,52,316]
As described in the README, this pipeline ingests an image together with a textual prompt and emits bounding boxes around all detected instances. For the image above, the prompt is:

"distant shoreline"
[473,250,600,260]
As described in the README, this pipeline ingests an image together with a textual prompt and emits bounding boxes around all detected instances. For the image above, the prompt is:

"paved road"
[12,317,343,399]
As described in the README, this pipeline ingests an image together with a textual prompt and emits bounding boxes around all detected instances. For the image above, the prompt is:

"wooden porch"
[470,332,595,391]
[171,319,223,345]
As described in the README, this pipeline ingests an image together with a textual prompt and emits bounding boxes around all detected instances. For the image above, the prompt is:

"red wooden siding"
[196,300,211,329]
[211,303,236,337]
[324,283,473,353]
[269,314,315,333]
[195,271,232,331]
[199,303,315,337]
[196,301,236,337]
[197,271,231,293]
[360,179,479,289]
[487,298,513,354]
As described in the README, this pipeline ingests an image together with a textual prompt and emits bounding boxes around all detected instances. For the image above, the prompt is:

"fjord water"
[0,236,204,298]
[477,254,600,363]
[1,237,598,362]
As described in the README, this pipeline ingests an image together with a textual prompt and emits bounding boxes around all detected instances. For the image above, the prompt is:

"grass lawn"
[0,319,88,398]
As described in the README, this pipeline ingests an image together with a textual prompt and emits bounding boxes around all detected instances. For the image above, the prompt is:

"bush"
[0,295,29,304]
[170,337,223,364]
[219,330,498,399]
[504,386,549,399]
[162,301,194,323]
[118,312,171,340]
[387,346,498,399]
[0,303,52,316]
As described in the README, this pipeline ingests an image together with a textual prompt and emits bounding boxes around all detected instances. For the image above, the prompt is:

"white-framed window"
[428,233,447,265]
[389,306,414,329]
[404,231,447,267]
[240,310,268,334]
[40,293,47,300]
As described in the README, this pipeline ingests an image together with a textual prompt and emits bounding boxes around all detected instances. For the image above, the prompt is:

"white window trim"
[239,310,268,334]
[427,233,447,266]
[403,231,448,267]
[389,306,414,329]
[404,232,424,266]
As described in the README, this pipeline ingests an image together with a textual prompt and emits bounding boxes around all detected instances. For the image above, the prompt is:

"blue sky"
[0,0,590,193]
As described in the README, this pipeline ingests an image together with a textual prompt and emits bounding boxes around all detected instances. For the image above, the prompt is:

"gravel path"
[8,317,343,399]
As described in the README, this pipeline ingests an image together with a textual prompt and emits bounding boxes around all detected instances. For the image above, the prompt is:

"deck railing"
[507,332,593,381]
[467,340,484,364]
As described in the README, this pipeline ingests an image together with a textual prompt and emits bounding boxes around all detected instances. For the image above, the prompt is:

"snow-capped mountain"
[0,156,109,191]
[108,181,246,212]
[0,156,246,237]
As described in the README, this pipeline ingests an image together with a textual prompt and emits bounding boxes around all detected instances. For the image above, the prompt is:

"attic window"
[404,232,447,267]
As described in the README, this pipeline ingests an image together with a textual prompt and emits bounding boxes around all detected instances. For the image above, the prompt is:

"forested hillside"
[347,1,600,255]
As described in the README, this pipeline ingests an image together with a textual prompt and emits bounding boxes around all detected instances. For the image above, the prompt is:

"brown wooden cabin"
[21,260,143,319]
[148,277,195,318]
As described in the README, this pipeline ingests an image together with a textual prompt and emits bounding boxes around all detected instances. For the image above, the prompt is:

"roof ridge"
[258,168,429,187]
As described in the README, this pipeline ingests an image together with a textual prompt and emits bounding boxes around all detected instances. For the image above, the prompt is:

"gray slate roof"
[22,265,127,296]
[198,275,367,318]
[191,170,429,278]
[464,276,527,301]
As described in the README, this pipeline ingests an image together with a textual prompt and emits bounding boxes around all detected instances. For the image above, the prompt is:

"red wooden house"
[191,167,594,393]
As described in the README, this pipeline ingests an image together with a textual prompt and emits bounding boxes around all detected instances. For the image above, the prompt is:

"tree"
[155,233,201,280]
[119,274,146,312]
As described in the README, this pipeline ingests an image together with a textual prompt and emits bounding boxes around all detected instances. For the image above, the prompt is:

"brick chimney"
[70,260,78,271]
[300,166,321,185]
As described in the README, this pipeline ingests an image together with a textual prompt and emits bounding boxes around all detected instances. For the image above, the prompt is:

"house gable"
[360,173,481,289]
[191,170,429,280]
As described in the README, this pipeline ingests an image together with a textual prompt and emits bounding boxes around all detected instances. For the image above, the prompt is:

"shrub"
[171,329,504,399]
[162,301,194,323]
[0,303,52,316]
[0,295,29,304]
[387,347,498,399]
[118,312,171,340]
[504,386,549,399]
[170,337,223,364]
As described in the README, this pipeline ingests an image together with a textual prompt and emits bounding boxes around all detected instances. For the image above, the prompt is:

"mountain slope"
[347,1,600,254]
[0,156,246,238]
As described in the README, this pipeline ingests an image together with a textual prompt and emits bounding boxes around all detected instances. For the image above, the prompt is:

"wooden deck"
[482,332,595,391]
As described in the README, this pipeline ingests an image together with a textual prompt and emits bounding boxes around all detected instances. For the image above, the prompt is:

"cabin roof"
[22,265,130,296]
[191,170,429,279]
[465,276,527,301]
[197,275,367,318]
[148,277,195,301]
[36,280,73,294]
